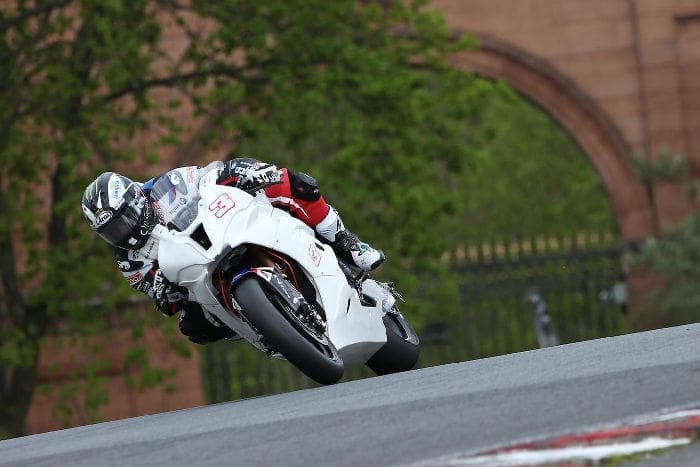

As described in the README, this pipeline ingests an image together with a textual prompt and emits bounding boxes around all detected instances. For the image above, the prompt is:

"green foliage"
[199,43,623,399]
[181,0,507,321]
[124,346,177,391]
[629,146,695,236]
[450,92,616,242]
[634,214,700,324]
[0,0,620,437]
[627,148,700,325]
[630,146,690,185]
[1,0,501,435]
[0,0,190,437]
[51,359,110,428]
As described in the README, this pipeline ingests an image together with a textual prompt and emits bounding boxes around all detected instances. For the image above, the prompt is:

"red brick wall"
[26,326,204,434]
[432,0,700,235]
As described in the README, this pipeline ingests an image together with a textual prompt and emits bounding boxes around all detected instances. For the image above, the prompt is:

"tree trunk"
[0,346,39,439]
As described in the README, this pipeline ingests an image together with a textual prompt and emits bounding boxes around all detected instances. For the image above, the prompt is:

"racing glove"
[218,158,281,192]
[153,269,188,316]
[238,163,281,191]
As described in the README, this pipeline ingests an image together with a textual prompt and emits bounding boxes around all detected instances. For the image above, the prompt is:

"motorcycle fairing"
[155,178,390,364]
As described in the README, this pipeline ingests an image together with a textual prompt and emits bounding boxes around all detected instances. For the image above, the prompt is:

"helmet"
[81,172,155,249]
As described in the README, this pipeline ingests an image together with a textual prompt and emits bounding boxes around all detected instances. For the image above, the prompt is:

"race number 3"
[209,193,236,218]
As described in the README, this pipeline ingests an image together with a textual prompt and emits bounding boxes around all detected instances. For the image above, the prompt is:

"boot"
[180,304,241,345]
[315,207,385,272]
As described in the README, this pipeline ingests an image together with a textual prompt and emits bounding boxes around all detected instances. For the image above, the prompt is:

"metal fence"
[201,232,628,403]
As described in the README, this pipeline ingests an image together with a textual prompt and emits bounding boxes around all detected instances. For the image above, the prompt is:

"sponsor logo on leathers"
[127,272,143,285]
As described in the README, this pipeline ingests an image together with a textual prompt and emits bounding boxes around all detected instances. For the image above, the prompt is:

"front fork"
[230,259,327,337]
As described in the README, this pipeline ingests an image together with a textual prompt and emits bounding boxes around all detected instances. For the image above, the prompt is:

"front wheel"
[366,310,420,376]
[233,277,344,385]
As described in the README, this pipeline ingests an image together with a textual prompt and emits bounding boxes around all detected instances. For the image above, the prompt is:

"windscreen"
[150,170,201,231]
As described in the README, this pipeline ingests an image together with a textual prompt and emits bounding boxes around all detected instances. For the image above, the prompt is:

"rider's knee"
[178,303,207,337]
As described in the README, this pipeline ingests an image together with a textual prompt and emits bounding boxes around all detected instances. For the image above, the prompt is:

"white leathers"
[315,207,343,242]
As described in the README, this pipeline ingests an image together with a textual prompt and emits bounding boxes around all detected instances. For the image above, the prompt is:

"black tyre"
[233,277,344,385]
[366,310,420,375]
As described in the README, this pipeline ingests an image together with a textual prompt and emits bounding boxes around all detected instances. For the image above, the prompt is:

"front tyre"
[233,277,344,385]
[366,310,420,376]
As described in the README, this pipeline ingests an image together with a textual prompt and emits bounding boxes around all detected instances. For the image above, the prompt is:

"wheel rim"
[263,286,340,362]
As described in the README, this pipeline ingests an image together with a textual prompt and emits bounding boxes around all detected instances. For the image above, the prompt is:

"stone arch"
[449,33,653,241]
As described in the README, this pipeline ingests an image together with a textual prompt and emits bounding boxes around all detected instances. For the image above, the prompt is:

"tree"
[629,147,700,325]
[0,0,198,438]
[0,0,503,438]
[634,214,700,324]
[178,0,503,311]
[449,91,617,243]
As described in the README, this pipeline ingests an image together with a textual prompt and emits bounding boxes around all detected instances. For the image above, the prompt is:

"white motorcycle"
[150,168,419,385]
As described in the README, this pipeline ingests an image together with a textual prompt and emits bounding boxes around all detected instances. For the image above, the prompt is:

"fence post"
[525,289,560,348]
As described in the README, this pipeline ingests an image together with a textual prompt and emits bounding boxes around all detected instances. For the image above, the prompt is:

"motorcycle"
[150,166,419,385]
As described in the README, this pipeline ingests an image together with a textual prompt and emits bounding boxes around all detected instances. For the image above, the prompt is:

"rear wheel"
[233,277,344,385]
[366,310,420,376]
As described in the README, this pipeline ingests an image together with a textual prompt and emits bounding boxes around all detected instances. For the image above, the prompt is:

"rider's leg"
[179,302,238,345]
[262,169,328,225]
[314,206,385,272]
[264,169,384,272]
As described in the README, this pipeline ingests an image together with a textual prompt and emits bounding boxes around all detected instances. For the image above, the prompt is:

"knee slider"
[290,171,322,201]
[178,303,206,337]
[178,316,196,337]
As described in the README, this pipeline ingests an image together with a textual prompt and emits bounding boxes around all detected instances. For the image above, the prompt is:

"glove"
[153,269,188,316]
[238,163,281,191]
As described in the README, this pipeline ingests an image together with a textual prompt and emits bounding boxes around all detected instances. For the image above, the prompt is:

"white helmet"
[81,172,154,249]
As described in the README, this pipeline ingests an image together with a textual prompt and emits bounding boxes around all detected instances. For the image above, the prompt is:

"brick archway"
[450,33,654,240]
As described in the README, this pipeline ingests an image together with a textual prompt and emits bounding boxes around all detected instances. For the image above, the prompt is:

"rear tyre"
[366,310,420,376]
[233,277,344,385]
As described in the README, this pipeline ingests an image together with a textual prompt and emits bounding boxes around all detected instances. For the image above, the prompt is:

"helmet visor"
[96,183,147,249]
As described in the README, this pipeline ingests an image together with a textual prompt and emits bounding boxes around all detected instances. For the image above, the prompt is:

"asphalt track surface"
[1,324,699,466]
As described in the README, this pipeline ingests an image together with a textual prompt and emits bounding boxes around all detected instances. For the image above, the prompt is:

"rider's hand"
[239,164,281,191]
[153,269,188,316]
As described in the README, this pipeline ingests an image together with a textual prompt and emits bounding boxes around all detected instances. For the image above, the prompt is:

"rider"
[81,158,385,344]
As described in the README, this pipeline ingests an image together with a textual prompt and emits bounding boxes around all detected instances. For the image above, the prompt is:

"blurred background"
[1,0,699,438]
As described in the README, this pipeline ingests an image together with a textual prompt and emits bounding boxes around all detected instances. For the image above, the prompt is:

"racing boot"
[180,303,241,345]
[315,207,385,272]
